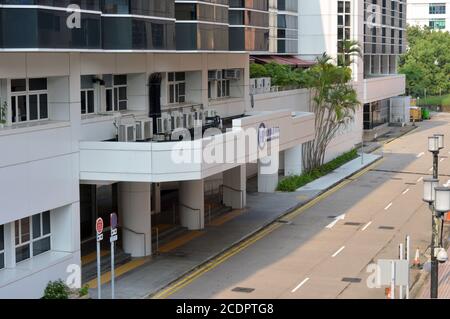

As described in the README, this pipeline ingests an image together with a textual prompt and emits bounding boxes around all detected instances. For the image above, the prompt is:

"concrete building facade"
[407,0,450,31]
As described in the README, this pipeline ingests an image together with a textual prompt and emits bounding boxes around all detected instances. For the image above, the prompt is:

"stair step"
[152,226,189,246]
[82,249,132,283]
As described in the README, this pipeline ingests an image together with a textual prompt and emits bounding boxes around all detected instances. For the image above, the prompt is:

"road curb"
[146,155,383,299]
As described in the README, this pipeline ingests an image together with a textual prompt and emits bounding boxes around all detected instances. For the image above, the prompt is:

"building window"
[429,4,446,15]
[429,19,446,30]
[0,225,4,270]
[105,74,127,112]
[81,75,95,115]
[11,78,48,123]
[217,71,230,99]
[15,211,51,264]
[337,0,351,66]
[168,72,186,104]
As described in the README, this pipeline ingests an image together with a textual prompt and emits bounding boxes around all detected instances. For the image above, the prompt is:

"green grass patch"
[417,94,450,107]
[277,149,359,192]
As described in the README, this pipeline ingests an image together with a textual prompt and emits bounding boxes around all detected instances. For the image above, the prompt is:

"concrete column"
[223,165,246,209]
[284,144,303,176]
[258,151,280,193]
[179,180,204,230]
[4,222,15,268]
[153,183,161,214]
[119,182,152,257]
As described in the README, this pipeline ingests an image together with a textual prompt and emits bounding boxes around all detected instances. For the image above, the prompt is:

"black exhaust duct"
[148,73,162,134]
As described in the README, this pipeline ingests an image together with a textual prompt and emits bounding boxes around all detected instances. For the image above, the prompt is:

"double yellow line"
[151,158,383,299]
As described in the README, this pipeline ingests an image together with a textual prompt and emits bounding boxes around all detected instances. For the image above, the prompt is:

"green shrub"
[79,285,89,297]
[250,63,269,78]
[277,149,358,192]
[42,280,70,299]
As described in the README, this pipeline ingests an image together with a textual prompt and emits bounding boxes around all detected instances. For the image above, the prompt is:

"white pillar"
[179,180,204,230]
[223,165,246,209]
[258,151,280,193]
[284,144,303,176]
[119,182,152,257]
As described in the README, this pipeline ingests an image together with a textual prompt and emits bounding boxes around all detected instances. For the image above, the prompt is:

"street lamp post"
[425,135,444,298]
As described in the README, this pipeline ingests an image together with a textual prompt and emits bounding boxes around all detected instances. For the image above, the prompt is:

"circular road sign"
[96,218,104,235]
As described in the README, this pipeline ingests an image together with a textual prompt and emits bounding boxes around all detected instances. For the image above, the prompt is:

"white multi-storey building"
[0,0,316,298]
[408,0,450,31]
[298,0,407,143]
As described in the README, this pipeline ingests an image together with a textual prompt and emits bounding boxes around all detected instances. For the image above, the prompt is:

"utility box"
[410,106,422,122]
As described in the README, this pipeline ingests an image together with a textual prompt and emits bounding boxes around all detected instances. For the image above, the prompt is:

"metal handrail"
[219,184,245,209]
[179,202,202,228]
[119,226,146,256]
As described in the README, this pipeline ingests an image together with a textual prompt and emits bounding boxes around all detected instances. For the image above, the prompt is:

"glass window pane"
[11,96,16,123]
[175,72,185,81]
[11,79,26,92]
[39,95,48,119]
[169,84,174,103]
[33,237,50,257]
[0,225,4,251]
[81,92,86,114]
[106,89,113,111]
[15,220,20,245]
[114,88,118,110]
[114,75,127,86]
[16,245,30,263]
[18,96,27,122]
[29,78,47,91]
[119,87,127,100]
[178,83,186,96]
[87,91,95,113]
[21,218,30,243]
[168,73,174,82]
[42,211,51,235]
[103,74,113,88]
[29,95,38,121]
[119,101,127,111]
[32,214,41,239]
[0,253,4,269]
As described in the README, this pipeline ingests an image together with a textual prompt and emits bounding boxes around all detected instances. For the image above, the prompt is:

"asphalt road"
[166,114,450,299]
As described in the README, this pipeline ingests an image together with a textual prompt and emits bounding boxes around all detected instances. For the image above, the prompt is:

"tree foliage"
[302,53,360,171]
[250,62,307,87]
[399,26,450,97]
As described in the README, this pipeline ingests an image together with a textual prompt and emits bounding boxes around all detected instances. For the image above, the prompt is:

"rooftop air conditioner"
[135,118,153,141]
[205,109,217,118]
[156,117,164,134]
[119,124,136,142]
[224,69,241,80]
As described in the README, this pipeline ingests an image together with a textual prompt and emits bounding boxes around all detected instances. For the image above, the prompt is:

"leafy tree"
[338,40,363,67]
[249,62,308,88]
[302,54,360,171]
[399,26,450,97]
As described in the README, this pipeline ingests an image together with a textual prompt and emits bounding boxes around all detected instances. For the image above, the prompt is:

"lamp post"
[424,135,444,299]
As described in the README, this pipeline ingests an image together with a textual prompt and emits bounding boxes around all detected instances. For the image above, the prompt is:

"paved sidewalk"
[89,153,381,299]
[419,240,450,299]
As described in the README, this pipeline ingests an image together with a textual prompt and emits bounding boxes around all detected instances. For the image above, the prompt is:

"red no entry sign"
[96,218,104,235]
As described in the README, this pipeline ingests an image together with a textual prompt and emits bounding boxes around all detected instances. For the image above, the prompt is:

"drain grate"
[391,177,403,181]
[342,277,362,283]
[405,182,417,186]
[378,226,395,230]
[327,215,337,219]
[277,220,292,225]
[344,222,363,226]
[171,252,187,257]
[232,287,255,293]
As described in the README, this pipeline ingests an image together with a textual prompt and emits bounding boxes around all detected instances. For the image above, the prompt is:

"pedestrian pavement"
[419,244,450,299]
[89,153,381,299]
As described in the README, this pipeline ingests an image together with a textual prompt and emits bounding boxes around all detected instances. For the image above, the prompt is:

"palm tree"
[338,40,363,67]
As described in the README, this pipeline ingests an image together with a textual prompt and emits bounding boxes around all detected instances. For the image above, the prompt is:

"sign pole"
[95,218,104,300]
[97,240,101,299]
[406,236,410,299]
[390,261,396,300]
[110,213,118,300]
[111,239,115,299]
[399,244,404,299]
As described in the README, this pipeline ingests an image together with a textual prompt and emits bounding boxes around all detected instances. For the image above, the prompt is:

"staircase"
[82,249,132,283]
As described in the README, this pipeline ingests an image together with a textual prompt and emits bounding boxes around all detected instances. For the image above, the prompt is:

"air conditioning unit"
[194,110,204,122]
[205,109,217,118]
[119,124,136,142]
[173,113,183,129]
[156,117,164,134]
[183,113,194,129]
[224,69,241,80]
[208,70,220,81]
[135,118,153,141]
[263,77,271,93]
